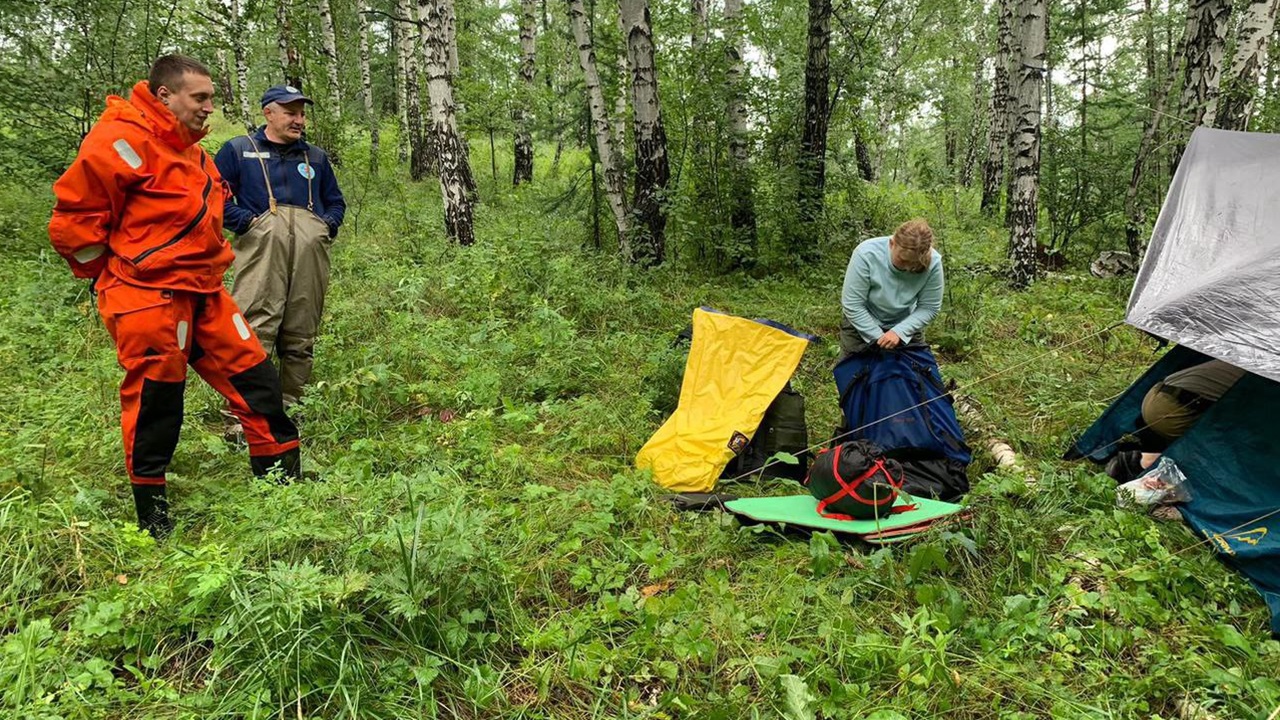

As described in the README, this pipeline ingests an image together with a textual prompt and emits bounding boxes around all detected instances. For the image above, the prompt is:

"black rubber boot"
[132,484,173,539]
[251,447,304,483]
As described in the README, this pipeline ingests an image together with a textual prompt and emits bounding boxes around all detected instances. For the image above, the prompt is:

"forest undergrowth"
[1,128,1277,719]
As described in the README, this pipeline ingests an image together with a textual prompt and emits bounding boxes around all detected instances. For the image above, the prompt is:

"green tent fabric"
[723,494,965,542]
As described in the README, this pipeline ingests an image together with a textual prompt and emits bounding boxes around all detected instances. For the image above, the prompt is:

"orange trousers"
[96,274,299,486]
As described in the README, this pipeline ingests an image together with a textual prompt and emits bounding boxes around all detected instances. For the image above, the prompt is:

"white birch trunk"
[1215,0,1279,130]
[613,14,629,159]
[357,4,380,170]
[216,49,236,122]
[230,0,252,132]
[570,0,631,255]
[399,0,428,177]
[1007,0,1047,289]
[276,0,290,81]
[394,0,411,162]
[418,0,477,244]
[981,0,1014,213]
[620,0,670,265]
[513,0,538,185]
[318,0,343,121]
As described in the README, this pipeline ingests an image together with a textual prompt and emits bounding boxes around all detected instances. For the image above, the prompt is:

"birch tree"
[318,0,343,120]
[215,49,236,122]
[418,0,478,244]
[1176,0,1232,135]
[724,0,757,263]
[276,0,302,88]
[1007,0,1047,289]
[795,0,832,243]
[620,0,670,265]
[393,1,410,162]
[981,0,1013,214]
[357,5,380,171]
[398,0,429,179]
[1215,0,1280,130]
[613,15,629,158]
[513,0,538,185]
[569,0,631,256]
[230,0,252,131]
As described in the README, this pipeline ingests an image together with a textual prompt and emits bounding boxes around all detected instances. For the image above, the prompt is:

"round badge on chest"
[297,163,316,179]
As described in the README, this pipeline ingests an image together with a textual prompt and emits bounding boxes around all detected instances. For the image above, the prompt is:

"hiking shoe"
[1105,450,1144,483]
[222,420,245,445]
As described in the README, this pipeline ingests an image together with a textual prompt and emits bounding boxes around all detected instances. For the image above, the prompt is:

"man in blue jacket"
[215,85,345,412]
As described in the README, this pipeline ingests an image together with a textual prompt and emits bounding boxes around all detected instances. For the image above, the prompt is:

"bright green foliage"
[1,121,1277,718]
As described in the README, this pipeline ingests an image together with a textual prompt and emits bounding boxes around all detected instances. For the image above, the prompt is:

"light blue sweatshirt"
[840,236,944,344]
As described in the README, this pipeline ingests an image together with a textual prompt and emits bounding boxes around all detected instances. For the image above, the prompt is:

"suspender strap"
[243,133,315,214]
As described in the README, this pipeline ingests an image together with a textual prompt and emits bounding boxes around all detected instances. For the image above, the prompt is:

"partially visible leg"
[230,215,290,356]
[189,289,301,480]
[276,211,332,406]
[97,282,194,537]
[228,217,289,435]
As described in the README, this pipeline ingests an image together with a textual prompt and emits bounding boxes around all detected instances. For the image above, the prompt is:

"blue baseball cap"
[260,85,313,108]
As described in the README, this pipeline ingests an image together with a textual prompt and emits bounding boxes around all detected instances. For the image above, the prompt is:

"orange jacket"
[49,81,234,292]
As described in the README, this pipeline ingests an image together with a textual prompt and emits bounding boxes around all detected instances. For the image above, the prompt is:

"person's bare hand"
[877,330,902,349]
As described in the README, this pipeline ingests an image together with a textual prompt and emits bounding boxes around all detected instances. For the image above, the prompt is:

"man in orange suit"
[48,55,303,537]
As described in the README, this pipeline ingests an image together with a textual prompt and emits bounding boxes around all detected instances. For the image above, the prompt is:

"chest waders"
[230,134,332,406]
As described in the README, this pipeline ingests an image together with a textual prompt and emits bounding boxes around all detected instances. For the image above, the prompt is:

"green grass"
[1,127,1277,719]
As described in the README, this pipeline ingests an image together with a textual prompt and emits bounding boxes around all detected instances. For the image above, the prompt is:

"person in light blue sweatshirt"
[839,219,944,358]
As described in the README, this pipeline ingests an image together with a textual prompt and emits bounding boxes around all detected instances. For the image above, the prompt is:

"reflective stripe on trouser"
[231,205,331,406]
[97,277,300,485]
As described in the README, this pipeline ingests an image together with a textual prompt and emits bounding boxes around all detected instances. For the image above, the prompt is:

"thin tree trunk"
[393,3,410,163]
[613,14,629,159]
[569,0,630,253]
[853,109,875,182]
[357,6,380,172]
[318,0,343,121]
[276,0,303,87]
[724,0,757,266]
[216,49,236,121]
[513,0,539,185]
[620,0,670,265]
[961,53,985,187]
[981,0,1013,214]
[1216,0,1279,130]
[1176,0,1232,137]
[942,59,959,174]
[1002,0,1021,230]
[1008,0,1047,289]
[1078,4,1089,230]
[276,0,290,77]
[399,0,428,177]
[796,0,832,244]
[1124,0,1177,256]
[418,0,478,244]
[230,0,252,132]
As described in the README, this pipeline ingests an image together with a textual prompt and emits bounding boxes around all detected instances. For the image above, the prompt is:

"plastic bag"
[1117,456,1191,508]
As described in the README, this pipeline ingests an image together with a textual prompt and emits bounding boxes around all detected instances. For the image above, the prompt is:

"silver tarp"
[1127,127,1280,383]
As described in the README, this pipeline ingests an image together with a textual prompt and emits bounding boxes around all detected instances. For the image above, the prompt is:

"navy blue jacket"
[213,127,346,237]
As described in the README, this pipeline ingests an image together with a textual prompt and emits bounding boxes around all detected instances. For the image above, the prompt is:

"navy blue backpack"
[833,345,972,500]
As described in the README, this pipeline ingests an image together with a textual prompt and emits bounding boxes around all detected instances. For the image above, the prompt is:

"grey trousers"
[231,205,332,406]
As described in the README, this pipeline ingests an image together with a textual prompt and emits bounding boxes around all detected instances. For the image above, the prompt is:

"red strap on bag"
[810,444,917,521]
